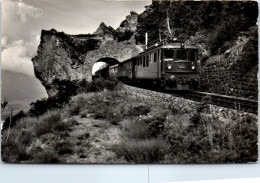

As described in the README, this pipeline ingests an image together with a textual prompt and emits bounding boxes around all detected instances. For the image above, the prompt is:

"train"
[93,39,200,90]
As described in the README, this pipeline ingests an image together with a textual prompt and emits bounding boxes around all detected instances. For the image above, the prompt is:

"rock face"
[116,11,138,33]
[32,11,140,97]
[199,40,258,100]
[94,22,116,41]
[32,29,97,96]
[32,29,141,96]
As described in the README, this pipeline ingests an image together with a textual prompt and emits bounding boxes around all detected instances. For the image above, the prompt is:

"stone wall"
[199,42,258,100]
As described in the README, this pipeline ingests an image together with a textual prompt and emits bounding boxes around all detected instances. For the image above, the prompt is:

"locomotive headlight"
[170,75,176,81]
[191,62,195,70]
[167,64,172,70]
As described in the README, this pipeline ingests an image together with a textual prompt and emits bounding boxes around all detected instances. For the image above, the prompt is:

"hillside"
[2,82,258,163]
[135,0,258,99]
[1,70,48,119]
[136,1,258,55]
[1,70,47,102]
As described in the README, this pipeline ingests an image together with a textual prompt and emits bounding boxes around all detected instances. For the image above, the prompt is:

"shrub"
[165,109,258,163]
[82,78,120,93]
[56,140,74,155]
[142,110,168,138]
[128,103,150,116]
[33,111,62,137]
[32,150,59,163]
[1,110,77,163]
[116,30,134,42]
[2,110,27,131]
[123,119,150,140]
[1,129,31,162]
[113,138,168,163]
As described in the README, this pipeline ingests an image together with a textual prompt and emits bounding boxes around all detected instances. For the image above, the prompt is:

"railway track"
[180,91,258,114]
[123,83,258,114]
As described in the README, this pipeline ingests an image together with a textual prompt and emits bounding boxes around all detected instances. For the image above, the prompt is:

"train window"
[189,50,197,61]
[146,55,149,67]
[176,50,188,60]
[154,52,157,62]
[151,53,154,63]
[143,56,145,67]
[163,50,174,59]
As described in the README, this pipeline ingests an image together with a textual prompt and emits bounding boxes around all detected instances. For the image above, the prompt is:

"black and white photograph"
[1,0,258,164]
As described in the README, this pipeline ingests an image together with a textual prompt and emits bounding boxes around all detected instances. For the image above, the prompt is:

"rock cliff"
[32,12,141,96]
[94,22,116,41]
[116,11,138,33]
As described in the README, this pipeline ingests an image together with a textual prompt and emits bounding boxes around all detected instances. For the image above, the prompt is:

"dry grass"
[1,110,75,163]
[113,138,168,163]
[164,105,258,163]
[65,87,258,163]
[2,84,258,163]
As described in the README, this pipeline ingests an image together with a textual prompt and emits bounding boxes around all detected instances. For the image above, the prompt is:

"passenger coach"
[109,40,200,90]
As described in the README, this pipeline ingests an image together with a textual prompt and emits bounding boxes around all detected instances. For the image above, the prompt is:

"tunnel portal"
[92,57,119,80]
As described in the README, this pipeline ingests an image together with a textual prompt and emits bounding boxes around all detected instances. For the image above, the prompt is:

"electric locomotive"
[109,40,199,90]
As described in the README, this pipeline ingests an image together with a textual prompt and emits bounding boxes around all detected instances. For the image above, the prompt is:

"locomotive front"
[161,43,199,90]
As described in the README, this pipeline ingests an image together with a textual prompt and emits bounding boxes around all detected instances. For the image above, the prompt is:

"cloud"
[1,40,35,76]
[17,0,42,23]
[1,0,42,76]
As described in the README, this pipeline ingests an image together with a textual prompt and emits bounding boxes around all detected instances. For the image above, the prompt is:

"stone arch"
[95,57,119,66]
[92,57,119,80]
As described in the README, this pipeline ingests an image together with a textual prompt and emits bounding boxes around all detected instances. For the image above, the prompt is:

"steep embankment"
[136,1,258,99]
[200,36,258,99]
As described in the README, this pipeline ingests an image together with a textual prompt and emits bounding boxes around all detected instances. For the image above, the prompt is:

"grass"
[113,138,168,163]
[1,82,258,163]
[164,104,258,163]
[1,110,75,163]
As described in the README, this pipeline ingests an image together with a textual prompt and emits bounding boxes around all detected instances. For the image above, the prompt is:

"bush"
[33,111,62,137]
[165,109,258,163]
[128,103,150,116]
[1,129,31,162]
[1,110,77,163]
[117,30,134,42]
[2,110,27,131]
[233,26,258,74]
[32,150,59,163]
[29,79,119,117]
[113,138,168,163]
[123,119,150,140]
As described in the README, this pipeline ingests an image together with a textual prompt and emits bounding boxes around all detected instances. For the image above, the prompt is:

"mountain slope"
[1,70,48,102]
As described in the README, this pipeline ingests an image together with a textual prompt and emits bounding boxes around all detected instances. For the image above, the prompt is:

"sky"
[1,0,151,76]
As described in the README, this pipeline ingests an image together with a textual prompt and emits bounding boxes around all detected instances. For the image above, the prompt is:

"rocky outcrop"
[32,29,98,96]
[94,22,116,41]
[32,28,141,96]
[116,11,138,33]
